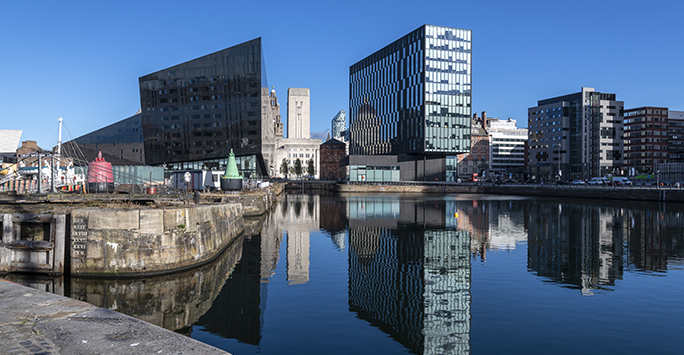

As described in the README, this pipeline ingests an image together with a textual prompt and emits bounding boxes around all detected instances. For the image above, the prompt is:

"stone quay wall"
[70,203,244,276]
[335,183,684,203]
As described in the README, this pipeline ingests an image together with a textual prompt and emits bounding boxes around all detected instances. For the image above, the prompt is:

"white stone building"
[287,88,310,139]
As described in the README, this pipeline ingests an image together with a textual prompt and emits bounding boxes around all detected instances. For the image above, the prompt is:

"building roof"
[322,138,346,146]
[0,130,22,153]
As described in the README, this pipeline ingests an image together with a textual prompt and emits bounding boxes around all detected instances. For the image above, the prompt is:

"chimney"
[481,111,487,130]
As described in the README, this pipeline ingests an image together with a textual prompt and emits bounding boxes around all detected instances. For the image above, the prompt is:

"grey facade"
[528,87,624,180]
[139,38,275,176]
[348,25,472,181]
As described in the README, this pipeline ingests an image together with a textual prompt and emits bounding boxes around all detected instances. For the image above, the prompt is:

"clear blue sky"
[2,0,682,149]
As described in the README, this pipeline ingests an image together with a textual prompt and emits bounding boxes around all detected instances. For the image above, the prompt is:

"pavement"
[0,278,229,355]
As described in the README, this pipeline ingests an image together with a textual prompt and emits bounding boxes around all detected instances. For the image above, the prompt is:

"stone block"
[86,240,103,259]
[184,208,198,232]
[89,210,139,230]
[140,210,164,235]
[164,209,188,230]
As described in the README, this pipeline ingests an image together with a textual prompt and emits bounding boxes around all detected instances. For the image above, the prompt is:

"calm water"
[188,193,684,355]
[11,193,684,354]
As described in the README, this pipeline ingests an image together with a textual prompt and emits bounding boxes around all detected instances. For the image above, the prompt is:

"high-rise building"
[139,38,277,177]
[348,25,472,182]
[331,110,346,141]
[528,87,624,181]
[623,107,669,174]
[287,88,310,139]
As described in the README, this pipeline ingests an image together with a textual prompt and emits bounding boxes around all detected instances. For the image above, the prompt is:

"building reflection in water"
[276,193,320,285]
[193,211,283,344]
[346,195,472,355]
[7,194,684,352]
[526,200,684,295]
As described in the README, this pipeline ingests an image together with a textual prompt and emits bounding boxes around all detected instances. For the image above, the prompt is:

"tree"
[307,158,315,178]
[280,158,289,178]
[294,158,303,178]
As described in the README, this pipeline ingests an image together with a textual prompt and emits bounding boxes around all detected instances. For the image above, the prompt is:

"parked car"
[675,182,682,188]
[611,177,633,186]
[588,177,610,185]
[571,179,586,185]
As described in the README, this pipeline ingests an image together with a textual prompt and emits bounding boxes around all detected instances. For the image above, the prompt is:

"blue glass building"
[349,25,472,181]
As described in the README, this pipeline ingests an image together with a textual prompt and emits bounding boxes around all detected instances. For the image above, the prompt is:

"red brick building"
[319,138,346,180]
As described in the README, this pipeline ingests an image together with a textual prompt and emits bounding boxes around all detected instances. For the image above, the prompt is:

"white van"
[588,177,610,185]
[611,177,632,186]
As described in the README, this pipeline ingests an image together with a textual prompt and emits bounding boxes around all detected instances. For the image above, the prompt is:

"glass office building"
[349,25,472,156]
[139,38,275,176]
[349,25,472,181]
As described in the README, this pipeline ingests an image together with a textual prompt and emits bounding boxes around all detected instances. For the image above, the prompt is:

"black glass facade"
[140,38,273,175]
[349,25,472,157]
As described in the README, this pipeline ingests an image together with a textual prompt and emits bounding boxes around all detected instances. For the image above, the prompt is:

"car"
[571,179,585,185]
[675,182,683,188]
[587,177,610,185]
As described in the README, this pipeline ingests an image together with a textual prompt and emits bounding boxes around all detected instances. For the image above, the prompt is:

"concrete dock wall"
[335,183,684,203]
[70,204,244,276]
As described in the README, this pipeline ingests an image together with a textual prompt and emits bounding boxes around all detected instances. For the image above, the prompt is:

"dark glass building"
[139,38,275,176]
[348,25,472,181]
[67,112,144,164]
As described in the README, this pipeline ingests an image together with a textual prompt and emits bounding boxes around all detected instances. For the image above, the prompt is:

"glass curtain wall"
[349,25,472,157]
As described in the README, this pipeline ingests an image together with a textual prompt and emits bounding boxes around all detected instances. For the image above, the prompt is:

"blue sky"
[2,0,683,150]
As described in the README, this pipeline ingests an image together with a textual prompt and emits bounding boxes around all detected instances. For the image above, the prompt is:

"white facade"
[274,137,322,179]
[287,88,310,139]
[488,119,527,175]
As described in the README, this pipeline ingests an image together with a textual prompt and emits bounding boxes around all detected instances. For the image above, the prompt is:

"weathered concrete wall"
[217,186,279,216]
[70,203,243,276]
[69,234,244,331]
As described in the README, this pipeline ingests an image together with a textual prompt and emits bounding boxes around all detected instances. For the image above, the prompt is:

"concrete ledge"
[0,279,228,354]
[70,204,244,276]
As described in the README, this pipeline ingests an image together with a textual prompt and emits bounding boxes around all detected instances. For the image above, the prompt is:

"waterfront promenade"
[0,279,228,354]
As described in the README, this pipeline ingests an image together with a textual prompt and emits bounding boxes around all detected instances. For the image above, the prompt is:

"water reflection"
[6,194,684,355]
[346,195,471,355]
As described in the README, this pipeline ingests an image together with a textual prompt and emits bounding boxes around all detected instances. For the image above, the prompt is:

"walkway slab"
[0,278,228,354]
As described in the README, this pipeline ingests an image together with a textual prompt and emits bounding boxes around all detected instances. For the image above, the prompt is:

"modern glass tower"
[139,38,275,176]
[349,25,472,157]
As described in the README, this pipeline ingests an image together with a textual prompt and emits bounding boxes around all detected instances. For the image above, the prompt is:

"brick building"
[319,138,346,181]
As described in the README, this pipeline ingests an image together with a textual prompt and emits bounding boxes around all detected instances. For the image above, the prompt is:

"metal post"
[37,154,42,194]
[51,154,56,193]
